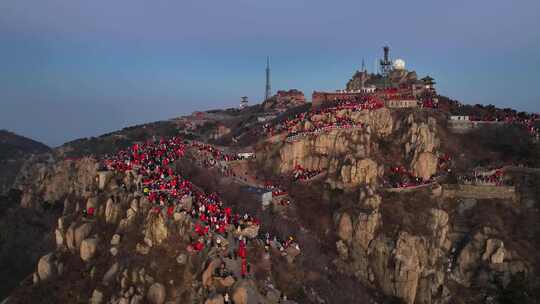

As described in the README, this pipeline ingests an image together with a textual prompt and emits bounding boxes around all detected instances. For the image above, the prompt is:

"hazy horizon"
[1,0,539,147]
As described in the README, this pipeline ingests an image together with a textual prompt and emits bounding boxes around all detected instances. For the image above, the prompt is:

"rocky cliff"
[7,159,297,303]
[15,157,99,209]
[334,194,451,304]
[274,109,440,189]
[262,107,536,303]
[332,188,532,304]
[3,104,539,304]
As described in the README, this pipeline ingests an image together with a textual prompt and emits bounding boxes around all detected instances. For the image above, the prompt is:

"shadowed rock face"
[15,157,99,209]
[334,188,532,303]
[336,206,448,304]
[0,190,57,299]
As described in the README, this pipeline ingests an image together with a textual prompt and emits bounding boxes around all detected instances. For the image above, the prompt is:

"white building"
[262,192,273,209]
[239,96,249,109]
[237,152,255,160]
[450,115,470,121]
[361,85,376,94]
[257,114,277,122]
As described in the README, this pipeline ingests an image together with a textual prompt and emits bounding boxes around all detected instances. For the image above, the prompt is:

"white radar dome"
[393,58,406,70]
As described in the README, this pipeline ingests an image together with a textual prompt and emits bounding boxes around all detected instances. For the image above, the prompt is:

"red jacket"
[241,258,247,275]
[195,224,204,236]
[238,241,247,259]
[218,224,226,234]
[194,241,204,251]
[167,206,175,217]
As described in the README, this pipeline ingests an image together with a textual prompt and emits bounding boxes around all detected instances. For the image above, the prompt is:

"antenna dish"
[393,58,406,70]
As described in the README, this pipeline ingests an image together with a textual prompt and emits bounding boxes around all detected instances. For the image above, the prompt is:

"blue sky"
[1,0,539,146]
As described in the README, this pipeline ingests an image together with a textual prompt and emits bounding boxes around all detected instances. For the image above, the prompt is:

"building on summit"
[346,47,421,92]
[276,89,306,105]
[312,90,372,107]
[314,46,438,108]
[263,89,306,112]
[239,96,249,110]
[450,115,471,121]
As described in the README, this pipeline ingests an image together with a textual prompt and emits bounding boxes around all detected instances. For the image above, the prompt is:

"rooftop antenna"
[380,45,392,77]
[380,45,393,88]
[361,58,366,73]
[265,56,271,101]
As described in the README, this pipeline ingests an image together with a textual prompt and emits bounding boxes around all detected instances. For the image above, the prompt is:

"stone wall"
[447,120,505,134]
[385,99,418,108]
[382,182,436,193]
[442,184,516,201]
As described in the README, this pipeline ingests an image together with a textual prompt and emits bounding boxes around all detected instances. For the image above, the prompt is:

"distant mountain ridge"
[0,130,50,160]
[0,130,51,195]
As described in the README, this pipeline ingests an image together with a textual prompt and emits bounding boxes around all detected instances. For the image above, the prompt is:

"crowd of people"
[438,153,452,173]
[190,141,240,162]
[261,232,299,256]
[381,153,453,189]
[513,116,540,140]
[382,165,435,189]
[286,119,364,142]
[263,97,383,138]
[263,181,288,197]
[421,99,439,108]
[291,165,323,181]
[99,136,299,281]
[184,141,237,177]
[467,113,538,123]
[321,97,385,112]
[458,169,506,186]
[459,113,540,139]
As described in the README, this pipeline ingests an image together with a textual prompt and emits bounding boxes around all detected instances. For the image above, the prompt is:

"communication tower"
[379,46,392,77]
[361,58,366,73]
[265,56,271,101]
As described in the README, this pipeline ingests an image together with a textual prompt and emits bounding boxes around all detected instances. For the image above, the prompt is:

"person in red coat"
[238,240,246,259]
[241,258,247,278]
[194,241,204,251]
[167,206,175,217]
[195,224,204,236]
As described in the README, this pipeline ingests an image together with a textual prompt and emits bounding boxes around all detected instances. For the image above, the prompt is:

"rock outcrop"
[275,109,445,189]
[36,252,61,282]
[144,213,169,246]
[80,238,99,261]
[147,282,166,304]
[452,228,527,289]
[335,207,451,304]
[15,157,99,208]
[411,152,439,180]
[404,116,440,180]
